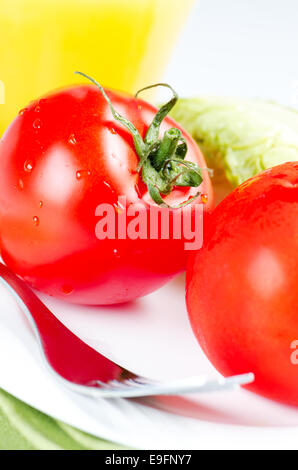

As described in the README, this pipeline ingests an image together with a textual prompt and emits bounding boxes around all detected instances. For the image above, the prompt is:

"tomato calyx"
[75,71,203,208]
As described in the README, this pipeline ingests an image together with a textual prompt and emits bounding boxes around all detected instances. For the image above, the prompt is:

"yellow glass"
[0,0,194,135]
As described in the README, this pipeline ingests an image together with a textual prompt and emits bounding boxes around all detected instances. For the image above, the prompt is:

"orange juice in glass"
[0,0,195,135]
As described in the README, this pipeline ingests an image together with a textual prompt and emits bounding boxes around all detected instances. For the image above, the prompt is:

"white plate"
[1,273,298,450]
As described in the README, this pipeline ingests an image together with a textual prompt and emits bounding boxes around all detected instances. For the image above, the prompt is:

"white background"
[165,0,298,107]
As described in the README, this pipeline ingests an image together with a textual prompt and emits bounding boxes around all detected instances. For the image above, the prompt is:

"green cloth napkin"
[0,388,124,450]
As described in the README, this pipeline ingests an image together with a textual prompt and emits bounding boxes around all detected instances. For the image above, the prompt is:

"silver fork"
[0,262,254,398]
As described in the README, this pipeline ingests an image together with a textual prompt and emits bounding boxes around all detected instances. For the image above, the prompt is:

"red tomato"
[0,78,212,305]
[186,162,298,406]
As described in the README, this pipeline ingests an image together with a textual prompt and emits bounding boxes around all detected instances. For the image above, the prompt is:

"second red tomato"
[187,162,298,406]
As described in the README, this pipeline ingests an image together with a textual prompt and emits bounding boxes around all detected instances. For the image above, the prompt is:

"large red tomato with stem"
[0,73,212,305]
[187,162,298,406]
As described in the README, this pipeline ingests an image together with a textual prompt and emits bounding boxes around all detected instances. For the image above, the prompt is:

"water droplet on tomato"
[39,200,43,208]
[113,249,120,258]
[33,216,39,226]
[76,169,91,180]
[109,127,117,135]
[61,285,73,295]
[34,105,41,113]
[18,179,24,190]
[103,181,115,193]
[33,118,42,129]
[134,183,141,198]
[113,201,125,214]
[200,193,208,204]
[68,133,77,145]
[24,160,33,172]
[18,108,28,116]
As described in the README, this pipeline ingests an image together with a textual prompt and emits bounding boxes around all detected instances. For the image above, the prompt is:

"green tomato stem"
[75,71,205,208]
[153,128,181,171]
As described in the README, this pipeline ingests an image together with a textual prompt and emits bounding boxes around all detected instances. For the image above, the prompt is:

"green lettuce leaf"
[170,96,298,187]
